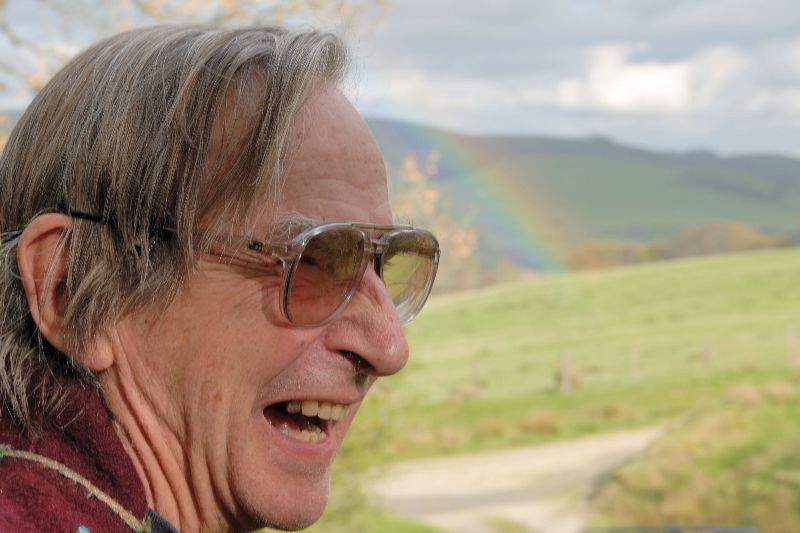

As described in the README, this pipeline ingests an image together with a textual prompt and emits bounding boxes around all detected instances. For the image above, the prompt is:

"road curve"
[367,426,662,533]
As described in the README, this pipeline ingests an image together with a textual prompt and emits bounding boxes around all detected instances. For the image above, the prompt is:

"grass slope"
[589,380,800,532]
[351,247,800,462]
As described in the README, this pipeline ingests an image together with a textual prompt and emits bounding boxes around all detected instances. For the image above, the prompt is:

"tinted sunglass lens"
[286,229,366,325]
[381,232,438,324]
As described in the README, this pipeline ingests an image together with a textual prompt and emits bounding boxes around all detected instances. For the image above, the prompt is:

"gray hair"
[0,25,348,430]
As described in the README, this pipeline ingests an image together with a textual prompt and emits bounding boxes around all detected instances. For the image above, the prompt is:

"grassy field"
[354,247,800,460]
[588,379,800,532]
[307,247,800,531]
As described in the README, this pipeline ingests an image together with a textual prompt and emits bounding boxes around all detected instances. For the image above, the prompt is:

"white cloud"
[746,88,800,114]
[357,68,520,114]
[362,43,757,117]
[787,41,800,72]
[688,46,750,107]
[522,44,752,113]
[553,44,693,112]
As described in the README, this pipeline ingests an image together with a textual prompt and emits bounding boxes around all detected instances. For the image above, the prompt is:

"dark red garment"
[0,383,150,532]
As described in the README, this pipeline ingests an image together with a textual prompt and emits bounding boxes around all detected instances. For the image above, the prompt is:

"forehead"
[269,84,392,227]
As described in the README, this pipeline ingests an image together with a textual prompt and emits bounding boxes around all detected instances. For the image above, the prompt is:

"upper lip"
[266,395,362,408]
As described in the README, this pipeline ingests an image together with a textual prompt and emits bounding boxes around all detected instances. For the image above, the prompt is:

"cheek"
[209,325,317,407]
[135,272,321,410]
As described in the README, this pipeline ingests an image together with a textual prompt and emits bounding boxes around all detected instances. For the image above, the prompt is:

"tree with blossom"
[391,151,480,292]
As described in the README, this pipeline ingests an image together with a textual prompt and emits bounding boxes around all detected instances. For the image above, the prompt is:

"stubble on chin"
[241,468,332,532]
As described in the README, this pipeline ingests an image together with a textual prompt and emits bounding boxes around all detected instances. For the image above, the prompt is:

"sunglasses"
[66,210,440,327]
[217,222,440,327]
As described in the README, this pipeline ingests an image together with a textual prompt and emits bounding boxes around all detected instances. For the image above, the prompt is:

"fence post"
[630,345,641,382]
[787,327,798,367]
[558,351,572,393]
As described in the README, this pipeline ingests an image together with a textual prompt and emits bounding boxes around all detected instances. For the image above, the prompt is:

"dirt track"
[367,426,662,533]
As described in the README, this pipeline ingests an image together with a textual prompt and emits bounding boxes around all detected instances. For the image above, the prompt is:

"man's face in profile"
[106,84,409,530]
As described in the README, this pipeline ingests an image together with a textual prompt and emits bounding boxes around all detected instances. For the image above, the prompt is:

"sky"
[1,0,799,157]
[348,0,800,156]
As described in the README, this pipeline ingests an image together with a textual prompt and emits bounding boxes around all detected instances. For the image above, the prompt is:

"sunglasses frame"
[227,222,440,327]
[63,210,440,326]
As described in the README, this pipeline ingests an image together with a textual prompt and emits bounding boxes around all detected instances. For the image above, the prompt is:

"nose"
[328,268,409,377]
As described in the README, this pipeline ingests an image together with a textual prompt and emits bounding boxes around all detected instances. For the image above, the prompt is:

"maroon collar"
[0,383,150,531]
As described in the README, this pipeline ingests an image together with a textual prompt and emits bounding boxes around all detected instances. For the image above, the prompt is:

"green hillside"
[491,153,798,240]
[369,118,800,271]
[347,247,800,462]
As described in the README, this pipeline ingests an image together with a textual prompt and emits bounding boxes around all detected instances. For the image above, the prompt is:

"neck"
[99,358,227,532]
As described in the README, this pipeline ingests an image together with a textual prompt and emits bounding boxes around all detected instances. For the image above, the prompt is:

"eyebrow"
[265,213,320,241]
[261,213,413,242]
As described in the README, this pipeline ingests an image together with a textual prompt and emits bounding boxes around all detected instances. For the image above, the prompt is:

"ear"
[17,214,71,354]
[16,213,113,371]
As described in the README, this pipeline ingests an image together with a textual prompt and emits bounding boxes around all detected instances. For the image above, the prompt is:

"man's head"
[0,25,437,530]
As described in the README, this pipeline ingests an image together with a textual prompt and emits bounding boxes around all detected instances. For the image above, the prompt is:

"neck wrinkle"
[182,432,240,532]
[99,357,202,533]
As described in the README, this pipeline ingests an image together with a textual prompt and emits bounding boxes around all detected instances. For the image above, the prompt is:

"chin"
[264,507,327,532]
[239,467,332,531]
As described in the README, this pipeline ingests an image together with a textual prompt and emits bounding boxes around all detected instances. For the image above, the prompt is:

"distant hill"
[367,117,800,271]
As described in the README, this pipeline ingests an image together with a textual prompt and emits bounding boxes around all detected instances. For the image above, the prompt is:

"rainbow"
[371,117,578,273]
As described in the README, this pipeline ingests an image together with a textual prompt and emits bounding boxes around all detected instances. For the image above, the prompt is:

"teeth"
[288,400,349,421]
[276,423,325,443]
[318,402,332,419]
[301,400,319,417]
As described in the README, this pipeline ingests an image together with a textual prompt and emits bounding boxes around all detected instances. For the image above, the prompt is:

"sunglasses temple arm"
[372,252,383,277]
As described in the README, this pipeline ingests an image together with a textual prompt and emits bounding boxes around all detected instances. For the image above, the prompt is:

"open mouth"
[263,400,350,443]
